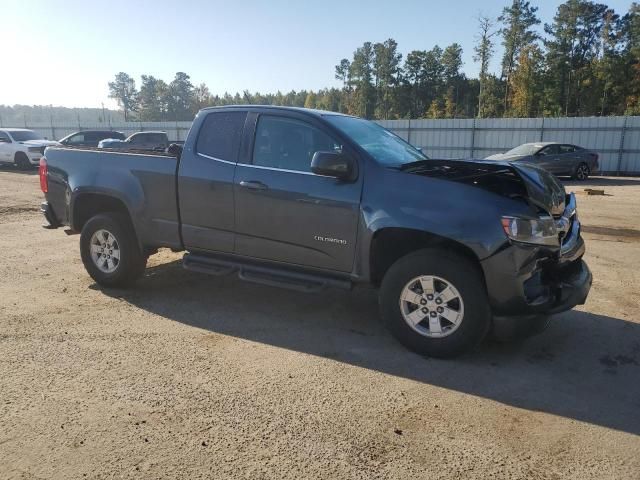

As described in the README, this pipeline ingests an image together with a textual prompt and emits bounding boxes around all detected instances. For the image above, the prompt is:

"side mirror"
[0,137,9,143]
[167,143,183,158]
[311,151,354,179]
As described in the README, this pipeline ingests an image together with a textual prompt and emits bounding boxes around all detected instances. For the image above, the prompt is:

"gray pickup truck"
[39,106,591,357]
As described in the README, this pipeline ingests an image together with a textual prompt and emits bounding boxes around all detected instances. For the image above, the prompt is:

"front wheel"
[379,249,491,358]
[573,163,590,181]
[80,212,147,288]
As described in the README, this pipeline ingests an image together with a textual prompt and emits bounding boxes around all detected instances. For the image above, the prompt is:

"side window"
[539,144,559,156]
[68,133,85,145]
[252,116,341,173]
[196,111,247,162]
[83,132,99,143]
[151,133,166,144]
[559,145,575,154]
[0,131,12,142]
[131,133,153,145]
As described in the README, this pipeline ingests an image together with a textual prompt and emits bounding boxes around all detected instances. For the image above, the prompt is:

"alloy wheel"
[89,229,121,273]
[399,275,465,338]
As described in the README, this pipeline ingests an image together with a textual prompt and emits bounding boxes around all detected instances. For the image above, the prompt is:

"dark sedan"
[59,130,126,148]
[486,142,599,180]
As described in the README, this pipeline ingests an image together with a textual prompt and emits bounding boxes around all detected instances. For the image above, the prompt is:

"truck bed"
[43,146,182,250]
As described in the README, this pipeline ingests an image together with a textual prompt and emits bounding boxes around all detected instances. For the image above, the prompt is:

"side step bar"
[182,253,352,293]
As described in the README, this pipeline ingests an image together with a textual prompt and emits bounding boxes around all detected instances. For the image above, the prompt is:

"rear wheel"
[80,212,147,287]
[379,249,491,358]
[573,163,589,181]
[15,152,31,170]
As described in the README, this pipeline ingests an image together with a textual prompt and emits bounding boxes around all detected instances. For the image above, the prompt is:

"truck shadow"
[98,259,640,436]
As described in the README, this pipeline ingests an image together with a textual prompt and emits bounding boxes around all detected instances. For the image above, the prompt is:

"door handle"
[239,180,268,191]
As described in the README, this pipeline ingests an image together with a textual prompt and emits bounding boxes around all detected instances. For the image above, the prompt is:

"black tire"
[379,249,491,358]
[15,152,32,170]
[573,163,590,181]
[80,212,147,288]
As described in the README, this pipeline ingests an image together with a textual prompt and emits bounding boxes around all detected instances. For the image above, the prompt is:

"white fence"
[11,116,640,174]
[378,116,640,174]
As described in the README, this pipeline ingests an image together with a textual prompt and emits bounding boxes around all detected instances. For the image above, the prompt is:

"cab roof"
[199,105,351,118]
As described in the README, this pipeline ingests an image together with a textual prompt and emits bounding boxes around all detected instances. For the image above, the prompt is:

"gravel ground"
[1,167,639,479]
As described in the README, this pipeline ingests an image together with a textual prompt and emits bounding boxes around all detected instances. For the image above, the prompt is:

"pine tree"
[622,3,640,113]
[509,45,544,116]
[498,1,541,111]
[545,0,610,116]
[166,72,194,121]
[108,72,138,121]
[441,44,464,118]
[373,39,402,119]
[474,15,497,117]
[348,42,376,118]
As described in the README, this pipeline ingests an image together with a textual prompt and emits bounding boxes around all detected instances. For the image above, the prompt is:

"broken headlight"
[501,216,559,247]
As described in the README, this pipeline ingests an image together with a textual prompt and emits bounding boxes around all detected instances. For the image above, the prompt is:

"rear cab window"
[196,111,248,162]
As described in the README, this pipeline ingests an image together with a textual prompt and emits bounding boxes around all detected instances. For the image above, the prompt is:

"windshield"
[504,143,542,156]
[324,115,428,166]
[10,130,44,142]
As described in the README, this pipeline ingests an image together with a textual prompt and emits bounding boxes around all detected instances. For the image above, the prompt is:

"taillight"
[39,157,48,193]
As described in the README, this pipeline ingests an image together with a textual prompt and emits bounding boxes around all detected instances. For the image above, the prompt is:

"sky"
[1,0,635,109]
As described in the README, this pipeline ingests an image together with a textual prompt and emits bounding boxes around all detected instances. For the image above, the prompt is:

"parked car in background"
[485,142,599,180]
[39,106,591,358]
[98,131,169,152]
[59,130,126,147]
[0,128,60,169]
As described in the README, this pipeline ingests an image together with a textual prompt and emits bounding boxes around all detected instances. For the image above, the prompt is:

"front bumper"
[482,190,592,338]
[489,258,592,339]
[26,152,43,165]
[24,147,47,165]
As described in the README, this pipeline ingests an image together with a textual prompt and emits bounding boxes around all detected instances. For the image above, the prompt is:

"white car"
[0,128,60,169]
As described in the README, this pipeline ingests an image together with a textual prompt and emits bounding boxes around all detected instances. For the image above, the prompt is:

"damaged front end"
[481,189,591,339]
[400,158,592,339]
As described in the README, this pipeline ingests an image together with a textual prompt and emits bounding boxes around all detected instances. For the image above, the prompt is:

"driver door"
[233,113,363,272]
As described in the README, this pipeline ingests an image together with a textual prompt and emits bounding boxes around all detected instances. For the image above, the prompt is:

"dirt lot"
[1,167,639,479]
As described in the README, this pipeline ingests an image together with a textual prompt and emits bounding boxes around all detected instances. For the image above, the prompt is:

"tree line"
[109,0,640,121]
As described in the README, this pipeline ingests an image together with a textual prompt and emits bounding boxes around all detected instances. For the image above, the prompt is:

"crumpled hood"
[507,161,566,216]
[399,158,566,216]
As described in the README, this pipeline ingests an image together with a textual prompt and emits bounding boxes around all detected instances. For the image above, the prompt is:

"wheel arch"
[369,227,485,287]
[70,192,141,249]
[14,151,30,165]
